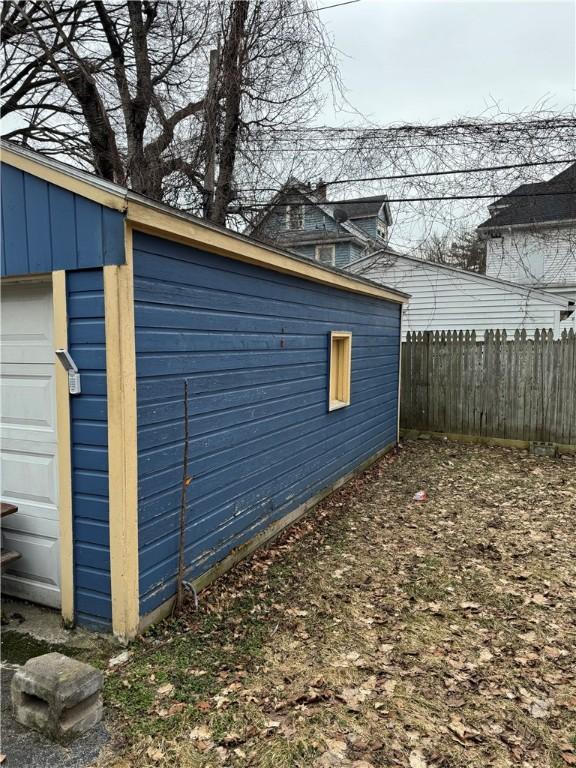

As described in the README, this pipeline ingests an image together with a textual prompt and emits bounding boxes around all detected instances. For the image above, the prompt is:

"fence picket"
[401,328,575,445]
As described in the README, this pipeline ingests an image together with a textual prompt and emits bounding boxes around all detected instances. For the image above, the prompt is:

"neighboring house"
[0,142,407,640]
[349,251,573,338]
[477,163,576,319]
[247,180,393,269]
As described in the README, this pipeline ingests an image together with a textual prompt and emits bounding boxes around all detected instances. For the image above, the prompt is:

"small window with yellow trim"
[329,331,352,411]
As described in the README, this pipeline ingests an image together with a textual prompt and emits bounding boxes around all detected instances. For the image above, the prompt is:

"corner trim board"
[104,224,140,640]
[52,272,74,623]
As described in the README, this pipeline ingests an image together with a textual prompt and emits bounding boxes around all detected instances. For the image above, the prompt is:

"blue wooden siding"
[67,269,111,628]
[259,196,341,238]
[0,164,125,277]
[133,233,400,616]
[289,241,360,268]
[352,217,378,237]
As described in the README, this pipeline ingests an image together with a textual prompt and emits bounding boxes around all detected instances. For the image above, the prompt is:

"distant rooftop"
[478,162,576,229]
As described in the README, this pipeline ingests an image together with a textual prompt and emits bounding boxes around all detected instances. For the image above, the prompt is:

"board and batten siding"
[0,163,124,277]
[67,269,112,628]
[352,256,568,338]
[133,233,400,616]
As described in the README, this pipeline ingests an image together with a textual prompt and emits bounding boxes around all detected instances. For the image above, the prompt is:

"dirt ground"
[101,439,576,768]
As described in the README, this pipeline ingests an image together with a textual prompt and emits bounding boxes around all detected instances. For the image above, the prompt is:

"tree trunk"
[211,0,249,225]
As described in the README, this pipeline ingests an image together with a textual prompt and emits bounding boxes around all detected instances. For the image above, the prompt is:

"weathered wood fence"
[401,329,576,446]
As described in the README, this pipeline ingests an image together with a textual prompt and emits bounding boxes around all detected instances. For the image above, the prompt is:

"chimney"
[316,179,327,201]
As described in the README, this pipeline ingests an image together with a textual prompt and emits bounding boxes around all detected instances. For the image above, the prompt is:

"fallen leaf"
[190,725,212,740]
[531,593,548,606]
[352,762,375,768]
[382,679,397,696]
[409,749,427,768]
[478,649,493,663]
[146,746,164,762]
[156,682,174,697]
[108,650,131,667]
[530,699,550,719]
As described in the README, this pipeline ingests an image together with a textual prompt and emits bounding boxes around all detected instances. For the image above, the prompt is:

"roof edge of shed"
[1,141,409,305]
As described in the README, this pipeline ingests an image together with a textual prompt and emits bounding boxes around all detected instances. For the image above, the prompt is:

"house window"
[329,331,352,411]
[315,244,336,265]
[286,204,304,230]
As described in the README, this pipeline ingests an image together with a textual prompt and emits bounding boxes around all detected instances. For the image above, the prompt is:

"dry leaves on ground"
[102,440,576,768]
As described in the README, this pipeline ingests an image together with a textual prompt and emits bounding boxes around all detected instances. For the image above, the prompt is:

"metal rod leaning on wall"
[175,378,191,613]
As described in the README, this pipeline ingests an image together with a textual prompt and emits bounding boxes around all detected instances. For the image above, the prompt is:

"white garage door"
[1,281,61,607]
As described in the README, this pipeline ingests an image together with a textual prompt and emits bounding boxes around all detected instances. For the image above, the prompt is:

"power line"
[234,158,576,193]
[233,189,576,210]
[282,0,361,18]
[314,0,361,11]
[248,118,576,134]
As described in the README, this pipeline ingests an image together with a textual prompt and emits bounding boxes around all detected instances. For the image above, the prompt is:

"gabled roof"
[336,194,392,225]
[478,162,576,229]
[247,181,392,241]
[349,250,571,308]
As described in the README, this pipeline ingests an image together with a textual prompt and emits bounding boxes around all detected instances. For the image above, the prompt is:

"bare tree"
[1,0,340,223]
[419,229,487,273]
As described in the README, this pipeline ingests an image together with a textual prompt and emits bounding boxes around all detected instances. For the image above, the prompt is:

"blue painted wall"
[67,269,111,628]
[133,233,400,616]
[0,164,124,277]
[289,241,363,269]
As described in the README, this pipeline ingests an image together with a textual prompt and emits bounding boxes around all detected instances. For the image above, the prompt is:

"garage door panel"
[1,573,60,609]
[0,366,56,434]
[1,507,59,536]
[1,449,58,507]
[1,283,54,364]
[1,529,59,583]
[1,281,61,607]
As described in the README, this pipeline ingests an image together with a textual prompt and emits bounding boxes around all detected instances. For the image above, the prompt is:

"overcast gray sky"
[321,0,575,124]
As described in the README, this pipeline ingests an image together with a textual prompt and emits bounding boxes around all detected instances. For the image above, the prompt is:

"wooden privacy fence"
[401,329,576,446]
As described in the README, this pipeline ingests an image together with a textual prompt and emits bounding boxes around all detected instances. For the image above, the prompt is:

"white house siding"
[350,256,568,339]
[485,227,576,288]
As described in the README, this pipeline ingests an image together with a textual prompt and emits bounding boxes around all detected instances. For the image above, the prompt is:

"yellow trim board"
[127,201,407,304]
[104,224,140,641]
[52,271,75,624]
[329,331,352,411]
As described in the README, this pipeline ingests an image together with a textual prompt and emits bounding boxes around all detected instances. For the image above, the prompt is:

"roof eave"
[1,141,409,304]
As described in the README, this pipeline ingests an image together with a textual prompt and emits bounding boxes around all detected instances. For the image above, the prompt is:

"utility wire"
[235,158,576,193]
[282,0,361,18]
[234,189,576,210]
[250,118,576,133]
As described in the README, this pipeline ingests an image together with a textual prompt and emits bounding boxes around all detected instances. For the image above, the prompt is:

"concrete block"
[11,652,103,742]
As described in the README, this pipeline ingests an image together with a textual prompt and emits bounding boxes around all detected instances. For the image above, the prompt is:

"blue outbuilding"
[0,142,408,640]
